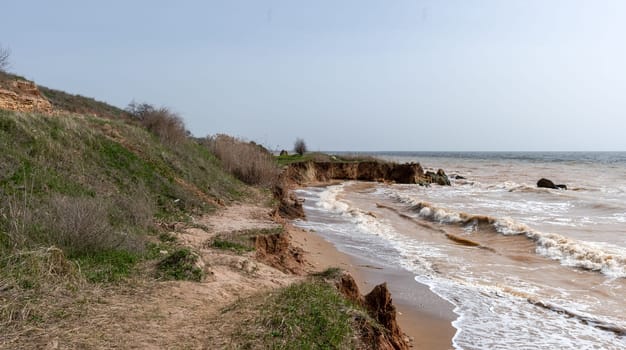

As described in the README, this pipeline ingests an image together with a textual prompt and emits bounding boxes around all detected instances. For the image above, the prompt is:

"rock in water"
[537,178,567,190]
[425,169,451,186]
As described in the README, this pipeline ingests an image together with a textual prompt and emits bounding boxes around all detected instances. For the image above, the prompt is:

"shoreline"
[288,222,457,349]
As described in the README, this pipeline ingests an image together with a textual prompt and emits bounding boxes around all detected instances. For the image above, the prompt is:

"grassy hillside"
[0,108,246,289]
[0,75,405,349]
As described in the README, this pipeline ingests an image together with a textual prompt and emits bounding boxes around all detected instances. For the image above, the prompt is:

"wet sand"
[289,223,457,349]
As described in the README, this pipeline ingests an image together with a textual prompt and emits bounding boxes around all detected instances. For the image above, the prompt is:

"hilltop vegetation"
[0,104,249,331]
[0,72,409,349]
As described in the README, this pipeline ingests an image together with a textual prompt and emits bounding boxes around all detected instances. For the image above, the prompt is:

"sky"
[1,1,625,151]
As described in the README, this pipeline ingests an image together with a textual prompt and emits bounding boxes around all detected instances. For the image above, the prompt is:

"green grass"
[73,250,140,283]
[259,281,356,349]
[156,248,203,282]
[210,239,255,254]
[208,227,284,254]
[0,108,248,299]
[275,152,384,166]
[312,267,343,279]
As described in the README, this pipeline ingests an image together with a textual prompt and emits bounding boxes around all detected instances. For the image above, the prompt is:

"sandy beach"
[289,223,457,349]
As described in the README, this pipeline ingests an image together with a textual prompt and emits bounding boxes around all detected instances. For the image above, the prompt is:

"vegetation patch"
[275,152,385,166]
[203,134,280,186]
[208,226,284,254]
[210,239,254,254]
[73,250,139,283]
[312,267,343,279]
[156,248,203,282]
[244,281,357,349]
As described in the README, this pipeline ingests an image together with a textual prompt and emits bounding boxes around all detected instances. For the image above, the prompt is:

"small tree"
[294,138,307,156]
[0,44,10,72]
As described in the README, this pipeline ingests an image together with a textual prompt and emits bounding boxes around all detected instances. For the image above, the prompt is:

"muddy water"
[293,152,626,349]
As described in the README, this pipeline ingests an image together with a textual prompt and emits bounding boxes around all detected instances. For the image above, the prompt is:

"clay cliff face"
[337,274,410,350]
[274,161,450,219]
[0,79,53,113]
[285,161,429,185]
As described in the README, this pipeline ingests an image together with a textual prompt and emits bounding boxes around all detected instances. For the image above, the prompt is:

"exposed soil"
[2,204,301,349]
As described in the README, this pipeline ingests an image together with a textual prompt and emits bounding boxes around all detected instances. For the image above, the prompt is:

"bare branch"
[0,44,11,72]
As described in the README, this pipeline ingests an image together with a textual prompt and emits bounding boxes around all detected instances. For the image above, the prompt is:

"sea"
[292,152,626,350]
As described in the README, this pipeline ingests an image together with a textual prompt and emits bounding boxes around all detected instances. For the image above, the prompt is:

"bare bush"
[110,185,154,229]
[294,138,307,156]
[44,195,129,255]
[203,134,280,186]
[126,102,187,145]
[0,44,10,72]
[0,192,35,249]
[0,194,143,256]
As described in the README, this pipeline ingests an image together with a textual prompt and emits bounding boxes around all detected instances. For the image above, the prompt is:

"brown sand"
[289,223,457,350]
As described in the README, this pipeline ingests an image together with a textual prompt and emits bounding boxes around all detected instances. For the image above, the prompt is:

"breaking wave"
[392,194,626,278]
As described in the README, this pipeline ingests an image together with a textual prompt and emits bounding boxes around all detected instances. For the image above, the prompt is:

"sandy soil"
[289,223,457,350]
[4,203,456,349]
[4,205,299,349]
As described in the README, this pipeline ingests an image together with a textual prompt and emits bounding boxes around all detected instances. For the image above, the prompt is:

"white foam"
[389,190,626,279]
[295,185,626,349]
[414,275,626,350]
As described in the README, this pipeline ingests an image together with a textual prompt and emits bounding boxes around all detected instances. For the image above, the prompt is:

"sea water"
[293,152,626,350]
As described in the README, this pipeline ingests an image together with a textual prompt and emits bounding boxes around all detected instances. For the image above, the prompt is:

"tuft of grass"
[207,226,283,254]
[73,250,139,283]
[156,248,203,282]
[312,267,343,279]
[210,239,254,254]
[259,281,356,349]
[158,232,177,243]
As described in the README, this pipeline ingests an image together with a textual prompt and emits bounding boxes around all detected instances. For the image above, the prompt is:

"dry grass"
[0,247,84,337]
[203,134,280,187]
[1,193,145,257]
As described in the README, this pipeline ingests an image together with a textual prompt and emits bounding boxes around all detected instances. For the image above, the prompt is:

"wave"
[391,194,626,278]
[528,297,626,336]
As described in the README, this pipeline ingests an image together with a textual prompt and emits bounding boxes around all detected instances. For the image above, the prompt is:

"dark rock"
[537,178,567,190]
[537,178,556,189]
[425,168,451,186]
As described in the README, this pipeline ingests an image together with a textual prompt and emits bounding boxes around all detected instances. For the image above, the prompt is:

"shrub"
[126,102,187,145]
[0,194,144,257]
[203,134,280,186]
[0,44,10,72]
[294,138,307,156]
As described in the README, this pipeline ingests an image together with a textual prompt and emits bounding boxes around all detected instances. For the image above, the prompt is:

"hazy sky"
[2,1,625,151]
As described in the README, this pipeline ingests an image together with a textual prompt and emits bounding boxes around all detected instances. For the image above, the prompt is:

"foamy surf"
[293,184,626,349]
[391,193,626,279]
